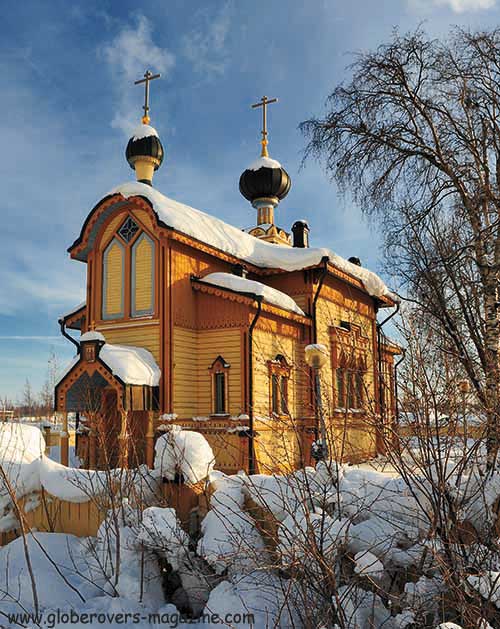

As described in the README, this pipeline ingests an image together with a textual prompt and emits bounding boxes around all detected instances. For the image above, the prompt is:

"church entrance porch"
[55,332,160,470]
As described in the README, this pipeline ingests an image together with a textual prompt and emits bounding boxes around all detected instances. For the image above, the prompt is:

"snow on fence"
[0,423,217,545]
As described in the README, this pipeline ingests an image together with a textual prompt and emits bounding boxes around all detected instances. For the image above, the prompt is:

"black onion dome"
[126,126,164,171]
[239,157,291,203]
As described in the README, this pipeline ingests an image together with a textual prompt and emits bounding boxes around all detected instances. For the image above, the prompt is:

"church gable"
[91,207,158,325]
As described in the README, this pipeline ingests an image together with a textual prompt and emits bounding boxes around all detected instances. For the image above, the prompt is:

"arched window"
[100,215,156,321]
[268,354,291,416]
[209,356,230,415]
[131,233,155,317]
[102,238,125,320]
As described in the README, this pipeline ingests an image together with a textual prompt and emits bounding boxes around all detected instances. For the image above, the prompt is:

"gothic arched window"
[102,237,125,320]
[100,215,156,321]
[131,232,155,317]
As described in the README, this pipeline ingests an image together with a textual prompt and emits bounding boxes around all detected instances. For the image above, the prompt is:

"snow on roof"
[61,301,86,320]
[100,343,160,386]
[200,272,306,316]
[132,123,159,141]
[56,342,160,389]
[109,182,393,300]
[247,156,282,171]
[80,331,106,342]
[154,425,215,484]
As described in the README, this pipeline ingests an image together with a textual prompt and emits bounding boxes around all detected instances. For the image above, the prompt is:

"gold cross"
[135,70,161,125]
[251,95,278,157]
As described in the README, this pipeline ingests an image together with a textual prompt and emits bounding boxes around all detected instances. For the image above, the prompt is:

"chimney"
[348,256,362,266]
[292,220,310,248]
[232,263,248,278]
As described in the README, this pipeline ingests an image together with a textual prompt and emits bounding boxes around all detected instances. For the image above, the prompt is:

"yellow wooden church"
[55,76,400,475]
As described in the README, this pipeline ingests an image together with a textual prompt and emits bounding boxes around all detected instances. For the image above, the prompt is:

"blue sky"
[0,0,497,401]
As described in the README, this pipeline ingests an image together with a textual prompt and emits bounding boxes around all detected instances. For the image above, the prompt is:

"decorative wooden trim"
[55,359,125,414]
[97,320,159,331]
[192,279,311,326]
[330,324,369,410]
[63,305,86,331]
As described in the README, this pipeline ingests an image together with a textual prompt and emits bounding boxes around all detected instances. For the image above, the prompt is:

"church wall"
[315,277,378,461]
[172,327,198,418]
[172,326,244,419]
[260,270,312,317]
[170,241,228,329]
[252,317,306,472]
[197,328,243,417]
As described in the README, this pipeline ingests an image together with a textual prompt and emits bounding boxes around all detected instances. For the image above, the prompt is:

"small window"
[209,356,230,415]
[118,216,139,243]
[215,373,226,414]
[336,368,364,410]
[268,355,291,417]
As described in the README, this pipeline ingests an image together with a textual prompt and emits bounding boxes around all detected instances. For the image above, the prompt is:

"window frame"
[268,354,291,417]
[102,237,125,320]
[209,356,230,416]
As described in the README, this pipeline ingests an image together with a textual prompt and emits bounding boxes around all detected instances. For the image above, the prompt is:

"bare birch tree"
[301,27,500,462]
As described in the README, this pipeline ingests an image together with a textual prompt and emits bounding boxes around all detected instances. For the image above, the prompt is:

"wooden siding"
[252,323,302,418]
[173,327,198,417]
[170,241,229,329]
[198,329,243,416]
[173,326,243,418]
[97,322,161,363]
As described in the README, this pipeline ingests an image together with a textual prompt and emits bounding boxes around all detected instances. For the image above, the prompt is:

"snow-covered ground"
[1,424,499,628]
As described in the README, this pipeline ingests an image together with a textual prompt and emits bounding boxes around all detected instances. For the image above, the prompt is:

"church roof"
[102,182,393,300]
[60,301,86,321]
[200,272,306,316]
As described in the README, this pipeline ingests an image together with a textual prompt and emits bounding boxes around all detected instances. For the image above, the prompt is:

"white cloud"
[102,15,175,135]
[411,0,496,11]
[182,2,233,79]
